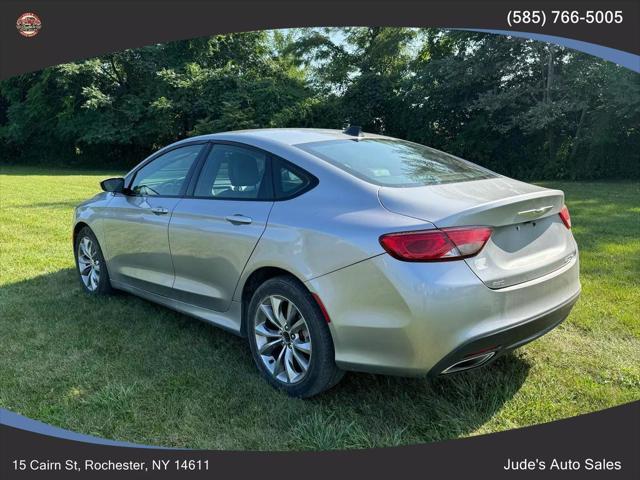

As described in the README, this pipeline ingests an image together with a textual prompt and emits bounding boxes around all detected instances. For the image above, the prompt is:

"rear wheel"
[247,276,343,397]
[74,227,112,295]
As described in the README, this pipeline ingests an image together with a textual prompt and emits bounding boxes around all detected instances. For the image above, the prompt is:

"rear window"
[297,138,495,187]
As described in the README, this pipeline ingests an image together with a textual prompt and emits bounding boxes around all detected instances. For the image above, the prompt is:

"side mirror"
[100,177,125,193]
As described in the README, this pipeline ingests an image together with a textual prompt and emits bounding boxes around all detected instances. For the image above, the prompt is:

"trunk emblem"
[518,205,553,218]
[517,205,553,218]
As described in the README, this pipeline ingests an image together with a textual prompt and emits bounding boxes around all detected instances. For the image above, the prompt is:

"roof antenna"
[343,125,364,138]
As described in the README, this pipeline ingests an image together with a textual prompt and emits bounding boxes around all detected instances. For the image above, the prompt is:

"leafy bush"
[1,28,638,180]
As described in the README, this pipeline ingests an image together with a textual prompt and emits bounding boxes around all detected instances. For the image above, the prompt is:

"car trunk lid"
[378,177,577,288]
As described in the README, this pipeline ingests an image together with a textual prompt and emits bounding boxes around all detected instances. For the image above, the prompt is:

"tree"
[1,28,638,179]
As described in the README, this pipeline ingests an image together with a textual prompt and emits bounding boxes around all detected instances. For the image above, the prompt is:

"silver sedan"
[73,128,580,397]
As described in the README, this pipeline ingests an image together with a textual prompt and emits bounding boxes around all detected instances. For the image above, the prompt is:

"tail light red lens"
[559,205,571,229]
[312,293,331,323]
[379,227,492,262]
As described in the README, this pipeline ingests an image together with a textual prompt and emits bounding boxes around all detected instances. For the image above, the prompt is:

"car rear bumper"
[427,291,579,376]
[306,252,580,376]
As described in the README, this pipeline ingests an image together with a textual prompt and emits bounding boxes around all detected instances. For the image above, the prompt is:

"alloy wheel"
[77,236,101,291]
[254,295,312,384]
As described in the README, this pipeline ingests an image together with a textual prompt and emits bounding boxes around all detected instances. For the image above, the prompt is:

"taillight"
[312,293,331,323]
[379,227,492,262]
[559,205,571,229]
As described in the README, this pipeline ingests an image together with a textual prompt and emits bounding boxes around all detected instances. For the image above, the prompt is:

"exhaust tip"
[441,351,496,374]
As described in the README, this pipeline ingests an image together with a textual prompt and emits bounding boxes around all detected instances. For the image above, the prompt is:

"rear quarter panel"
[232,163,436,301]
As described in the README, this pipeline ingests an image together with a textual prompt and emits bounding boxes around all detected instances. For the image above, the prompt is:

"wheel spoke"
[273,347,286,377]
[285,301,298,323]
[255,323,280,338]
[284,348,297,383]
[270,296,288,326]
[293,340,311,355]
[80,238,92,259]
[259,303,282,329]
[291,347,309,372]
[289,318,306,333]
[259,337,283,355]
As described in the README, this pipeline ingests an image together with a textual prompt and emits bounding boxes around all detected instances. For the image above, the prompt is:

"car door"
[103,143,204,296]
[168,143,274,311]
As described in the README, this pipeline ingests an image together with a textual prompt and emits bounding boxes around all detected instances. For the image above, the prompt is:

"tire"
[247,276,344,398]
[74,226,113,295]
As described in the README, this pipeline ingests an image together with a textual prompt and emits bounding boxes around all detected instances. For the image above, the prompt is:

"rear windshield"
[297,138,496,187]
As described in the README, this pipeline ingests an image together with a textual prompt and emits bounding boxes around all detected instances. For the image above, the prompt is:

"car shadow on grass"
[1,268,531,450]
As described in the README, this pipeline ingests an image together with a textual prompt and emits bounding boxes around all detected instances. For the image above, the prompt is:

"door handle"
[150,207,169,215]
[225,214,252,225]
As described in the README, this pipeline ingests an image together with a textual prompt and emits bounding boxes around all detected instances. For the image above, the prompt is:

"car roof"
[185,128,390,147]
[129,128,394,191]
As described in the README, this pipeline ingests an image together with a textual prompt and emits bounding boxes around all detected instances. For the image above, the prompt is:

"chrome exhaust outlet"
[441,351,496,374]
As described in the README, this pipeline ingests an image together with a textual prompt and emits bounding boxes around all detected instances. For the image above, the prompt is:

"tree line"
[1,28,638,180]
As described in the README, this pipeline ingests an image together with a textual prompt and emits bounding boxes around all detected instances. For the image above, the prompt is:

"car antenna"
[343,125,364,138]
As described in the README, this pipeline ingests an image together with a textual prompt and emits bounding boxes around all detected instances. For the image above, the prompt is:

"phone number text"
[507,10,623,28]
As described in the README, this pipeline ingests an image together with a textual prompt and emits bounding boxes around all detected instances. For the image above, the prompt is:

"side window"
[130,144,202,196]
[194,144,269,200]
[274,159,314,199]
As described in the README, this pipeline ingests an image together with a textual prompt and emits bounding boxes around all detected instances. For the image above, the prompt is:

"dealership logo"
[16,12,42,38]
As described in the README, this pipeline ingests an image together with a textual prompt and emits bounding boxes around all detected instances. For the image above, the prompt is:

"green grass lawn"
[1,166,638,450]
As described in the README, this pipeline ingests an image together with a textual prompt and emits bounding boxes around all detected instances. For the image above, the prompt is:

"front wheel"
[74,226,112,295]
[247,276,344,398]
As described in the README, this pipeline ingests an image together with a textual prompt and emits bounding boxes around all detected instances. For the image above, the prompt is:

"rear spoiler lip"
[378,188,565,228]
[432,190,565,228]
